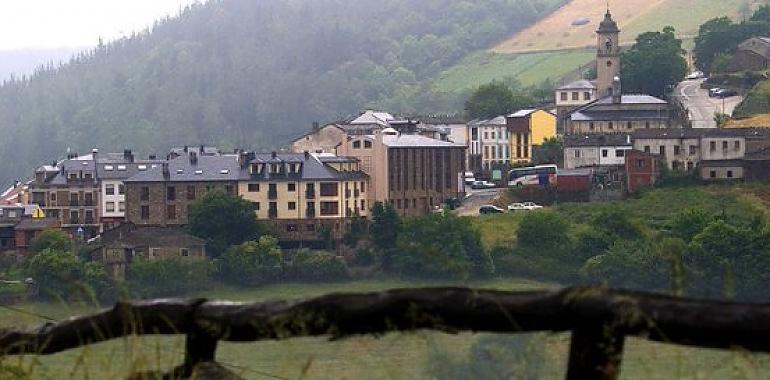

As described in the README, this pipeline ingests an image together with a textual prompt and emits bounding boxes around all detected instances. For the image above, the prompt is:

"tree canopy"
[620,27,687,97]
[187,190,263,257]
[464,82,534,119]
[694,7,770,73]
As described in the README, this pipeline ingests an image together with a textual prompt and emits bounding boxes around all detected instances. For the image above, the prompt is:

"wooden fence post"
[565,322,626,380]
[183,330,219,377]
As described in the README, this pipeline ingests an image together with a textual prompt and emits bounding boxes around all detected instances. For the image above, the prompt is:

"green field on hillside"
[431,49,595,92]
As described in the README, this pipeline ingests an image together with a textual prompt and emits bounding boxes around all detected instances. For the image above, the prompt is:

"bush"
[290,249,349,282]
[393,213,492,280]
[127,257,211,298]
[188,190,263,257]
[580,239,672,291]
[217,236,283,286]
[494,252,580,283]
[517,211,572,254]
[29,230,73,254]
[25,249,115,302]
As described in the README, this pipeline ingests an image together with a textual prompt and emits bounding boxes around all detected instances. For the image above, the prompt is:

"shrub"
[188,190,262,257]
[290,249,349,282]
[580,239,671,291]
[217,236,283,286]
[29,230,73,254]
[517,211,571,254]
[393,213,492,280]
[127,257,211,298]
[25,249,115,302]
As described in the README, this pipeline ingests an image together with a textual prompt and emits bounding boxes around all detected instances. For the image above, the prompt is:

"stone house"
[727,37,770,73]
[563,134,632,169]
[632,128,746,172]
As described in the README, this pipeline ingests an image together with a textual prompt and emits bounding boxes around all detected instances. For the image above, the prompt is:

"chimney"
[183,145,189,153]
[271,151,277,159]
[190,151,198,165]
[162,162,170,179]
[238,151,248,168]
[612,76,622,104]
[149,154,157,160]
[304,150,311,160]
[312,121,320,131]
[124,149,134,163]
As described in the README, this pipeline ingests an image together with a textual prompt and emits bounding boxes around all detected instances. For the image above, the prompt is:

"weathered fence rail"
[2,286,770,379]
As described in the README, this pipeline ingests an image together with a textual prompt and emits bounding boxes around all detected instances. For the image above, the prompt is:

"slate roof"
[125,155,242,183]
[572,110,670,122]
[381,134,465,148]
[597,10,619,33]
[564,134,632,147]
[632,128,746,139]
[593,95,667,105]
[557,80,596,90]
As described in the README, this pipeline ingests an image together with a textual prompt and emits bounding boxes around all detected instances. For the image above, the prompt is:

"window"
[674,146,681,155]
[253,202,261,211]
[645,122,650,129]
[574,150,581,158]
[353,141,361,149]
[735,141,741,150]
[396,199,402,209]
[491,131,495,139]
[727,170,734,178]
[616,149,625,157]
[608,122,614,130]
[118,184,125,195]
[104,165,114,171]
[119,202,125,212]
[360,181,366,193]
[722,141,728,151]
[288,202,297,210]
[589,122,595,131]
[287,183,296,192]
[167,186,176,201]
[84,173,93,180]
[166,205,176,220]
[364,140,372,149]
[572,92,579,101]
[361,200,366,210]
[710,141,717,152]
[70,193,79,206]
[141,187,150,201]
[181,248,189,257]
[248,183,260,192]
[141,206,150,220]
[106,202,115,212]
[69,173,78,180]
[627,122,632,129]
[320,183,338,197]
[187,186,196,200]
[659,146,666,156]
[561,92,568,101]
[584,92,591,101]
[602,149,609,158]
[636,159,645,169]
[689,145,697,155]
[320,201,339,216]
[710,170,717,179]
[106,184,115,195]
[483,132,488,140]
[644,146,651,153]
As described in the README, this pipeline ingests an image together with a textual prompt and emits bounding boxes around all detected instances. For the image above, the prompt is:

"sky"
[0,0,201,51]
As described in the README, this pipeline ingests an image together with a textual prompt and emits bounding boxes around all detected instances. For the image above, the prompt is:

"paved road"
[675,79,743,129]
[456,187,505,216]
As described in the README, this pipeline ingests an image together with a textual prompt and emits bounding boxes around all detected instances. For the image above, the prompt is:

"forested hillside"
[0,0,564,185]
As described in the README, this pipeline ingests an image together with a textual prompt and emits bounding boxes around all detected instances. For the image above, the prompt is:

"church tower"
[596,9,620,97]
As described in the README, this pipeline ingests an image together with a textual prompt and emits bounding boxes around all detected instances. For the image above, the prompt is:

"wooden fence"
[2,286,770,379]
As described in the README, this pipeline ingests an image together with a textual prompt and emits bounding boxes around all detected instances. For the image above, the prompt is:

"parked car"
[686,71,705,80]
[708,88,721,98]
[508,202,544,212]
[463,172,476,185]
[715,88,738,98]
[471,180,496,189]
[479,205,505,215]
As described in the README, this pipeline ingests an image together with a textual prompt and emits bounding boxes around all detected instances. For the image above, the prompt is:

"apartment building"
[563,134,632,169]
[238,152,368,242]
[30,152,102,238]
[506,109,557,165]
[124,152,241,227]
[632,129,746,172]
[467,116,509,172]
[96,150,165,229]
[338,128,466,217]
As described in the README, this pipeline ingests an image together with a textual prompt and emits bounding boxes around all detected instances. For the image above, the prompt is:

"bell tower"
[596,9,620,97]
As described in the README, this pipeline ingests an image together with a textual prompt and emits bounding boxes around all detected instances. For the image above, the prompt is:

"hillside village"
[1,8,770,282]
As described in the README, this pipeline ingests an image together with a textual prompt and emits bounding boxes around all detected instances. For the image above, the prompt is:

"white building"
[468,116,509,171]
[563,134,632,169]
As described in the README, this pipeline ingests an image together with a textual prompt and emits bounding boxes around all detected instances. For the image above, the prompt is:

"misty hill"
[0,48,81,81]
[0,0,565,186]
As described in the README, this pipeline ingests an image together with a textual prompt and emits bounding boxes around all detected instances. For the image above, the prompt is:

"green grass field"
[431,49,594,92]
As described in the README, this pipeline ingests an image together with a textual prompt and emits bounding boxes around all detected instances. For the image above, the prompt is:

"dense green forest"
[0,0,564,185]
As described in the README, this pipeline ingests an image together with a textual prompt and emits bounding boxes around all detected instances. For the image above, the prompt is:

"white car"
[471,181,496,189]
[463,172,476,185]
[508,202,543,211]
[686,71,705,80]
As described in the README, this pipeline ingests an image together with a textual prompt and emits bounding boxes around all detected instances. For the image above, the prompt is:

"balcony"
[84,218,95,225]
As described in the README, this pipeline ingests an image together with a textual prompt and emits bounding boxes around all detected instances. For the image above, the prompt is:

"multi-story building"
[30,151,102,238]
[506,109,557,165]
[238,151,369,242]
[632,129,746,172]
[338,128,465,217]
[563,134,632,169]
[566,86,671,135]
[555,80,598,132]
[625,150,662,194]
[96,150,165,229]
[124,152,241,227]
[468,116,509,171]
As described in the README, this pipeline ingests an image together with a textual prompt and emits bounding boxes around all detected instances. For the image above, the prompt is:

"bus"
[508,165,558,187]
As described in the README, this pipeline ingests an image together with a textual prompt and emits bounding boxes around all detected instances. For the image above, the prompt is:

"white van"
[463,172,475,185]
